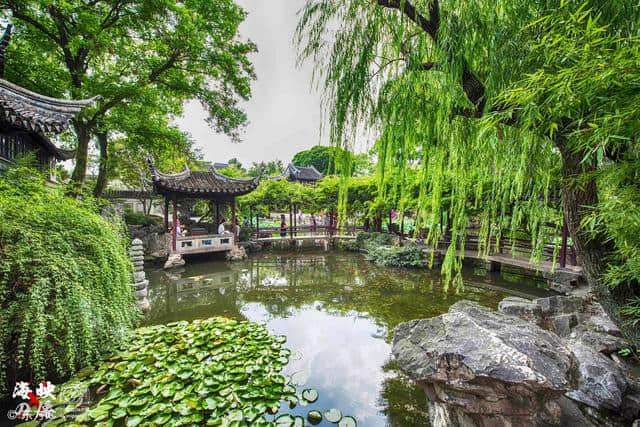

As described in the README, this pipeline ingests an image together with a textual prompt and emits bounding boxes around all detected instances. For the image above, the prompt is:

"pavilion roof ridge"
[207,167,260,185]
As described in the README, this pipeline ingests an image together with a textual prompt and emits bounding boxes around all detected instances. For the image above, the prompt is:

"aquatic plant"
[0,164,137,399]
[51,317,350,426]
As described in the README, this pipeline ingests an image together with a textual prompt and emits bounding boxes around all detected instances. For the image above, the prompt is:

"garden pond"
[143,250,555,426]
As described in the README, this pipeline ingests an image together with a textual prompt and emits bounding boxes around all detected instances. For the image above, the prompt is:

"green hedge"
[0,166,139,398]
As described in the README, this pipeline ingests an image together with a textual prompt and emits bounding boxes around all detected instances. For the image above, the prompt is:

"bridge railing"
[251,224,364,239]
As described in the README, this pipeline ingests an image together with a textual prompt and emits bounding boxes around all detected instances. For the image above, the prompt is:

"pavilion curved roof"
[282,163,323,182]
[149,162,260,198]
[0,78,99,134]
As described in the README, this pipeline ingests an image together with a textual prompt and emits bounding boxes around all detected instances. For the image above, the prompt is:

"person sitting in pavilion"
[218,218,229,235]
[280,214,287,237]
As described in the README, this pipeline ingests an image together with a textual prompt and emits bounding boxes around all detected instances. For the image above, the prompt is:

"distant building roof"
[149,161,259,199]
[280,163,323,182]
[212,162,228,170]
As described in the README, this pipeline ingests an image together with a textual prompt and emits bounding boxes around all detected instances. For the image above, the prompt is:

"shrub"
[364,244,426,268]
[123,209,158,226]
[353,232,393,251]
[0,165,139,398]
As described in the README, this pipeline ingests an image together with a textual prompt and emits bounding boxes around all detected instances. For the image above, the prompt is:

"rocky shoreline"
[392,294,640,426]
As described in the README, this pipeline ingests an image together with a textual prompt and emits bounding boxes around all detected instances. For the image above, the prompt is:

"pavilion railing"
[176,233,235,255]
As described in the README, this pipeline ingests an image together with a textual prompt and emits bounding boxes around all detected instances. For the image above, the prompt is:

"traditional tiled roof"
[282,163,323,182]
[0,78,99,134]
[212,162,228,170]
[149,161,259,198]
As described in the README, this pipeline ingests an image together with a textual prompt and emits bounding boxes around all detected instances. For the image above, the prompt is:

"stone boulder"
[128,224,170,262]
[226,245,247,261]
[393,300,639,426]
[393,301,575,426]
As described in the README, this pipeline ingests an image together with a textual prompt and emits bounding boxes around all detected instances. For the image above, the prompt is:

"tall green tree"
[3,0,256,193]
[247,160,285,177]
[292,145,335,175]
[297,0,640,344]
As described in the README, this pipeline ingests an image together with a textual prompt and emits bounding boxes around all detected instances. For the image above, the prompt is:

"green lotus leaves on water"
[338,416,357,427]
[325,408,343,423]
[301,388,318,403]
[275,414,295,426]
[49,316,357,426]
[56,317,300,425]
[307,410,323,425]
[285,394,298,408]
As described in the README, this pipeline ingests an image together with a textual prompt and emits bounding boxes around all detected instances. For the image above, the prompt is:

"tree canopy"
[296,0,640,345]
[3,0,256,194]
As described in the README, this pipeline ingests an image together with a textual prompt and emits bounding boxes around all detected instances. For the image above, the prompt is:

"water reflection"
[146,252,554,426]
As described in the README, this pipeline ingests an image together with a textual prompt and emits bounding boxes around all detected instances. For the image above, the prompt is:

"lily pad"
[307,410,323,425]
[325,408,343,423]
[338,416,357,427]
[301,388,318,403]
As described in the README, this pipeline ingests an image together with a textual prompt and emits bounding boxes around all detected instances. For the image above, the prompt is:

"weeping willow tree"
[296,0,640,345]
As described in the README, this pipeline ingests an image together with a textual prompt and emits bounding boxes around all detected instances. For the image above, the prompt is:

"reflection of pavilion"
[149,268,245,323]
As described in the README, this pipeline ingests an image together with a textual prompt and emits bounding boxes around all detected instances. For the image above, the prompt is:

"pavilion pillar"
[215,202,220,230]
[255,208,260,237]
[293,204,297,237]
[289,204,293,238]
[164,197,169,232]
[172,194,177,253]
[231,197,237,238]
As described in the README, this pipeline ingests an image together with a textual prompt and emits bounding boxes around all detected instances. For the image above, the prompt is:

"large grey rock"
[164,253,185,269]
[226,245,247,261]
[543,269,586,294]
[393,301,574,426]
[128,225,170,260]
[566,328,631,411]
[498,297,541,322]
[394,299,638,426]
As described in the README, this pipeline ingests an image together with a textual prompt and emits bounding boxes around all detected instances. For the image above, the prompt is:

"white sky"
[174,0,327,167]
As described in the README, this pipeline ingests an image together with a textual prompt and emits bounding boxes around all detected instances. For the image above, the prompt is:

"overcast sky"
[174,0,326,168]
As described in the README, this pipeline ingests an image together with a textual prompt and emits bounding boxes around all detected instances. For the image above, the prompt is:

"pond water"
[146,251,555,426]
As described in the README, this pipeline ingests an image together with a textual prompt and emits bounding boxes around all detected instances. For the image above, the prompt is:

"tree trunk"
[558,140,640,346]
[71,120,91,184]
[93,132,108,197]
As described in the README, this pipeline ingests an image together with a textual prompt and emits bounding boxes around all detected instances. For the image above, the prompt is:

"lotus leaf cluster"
[60,317,298,426]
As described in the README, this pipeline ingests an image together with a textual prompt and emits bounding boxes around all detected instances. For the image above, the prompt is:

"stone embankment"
[393,295,639,426]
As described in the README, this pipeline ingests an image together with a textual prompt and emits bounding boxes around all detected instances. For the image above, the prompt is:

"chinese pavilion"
[149,161,259,255]
[0,25,99,175]
[277,163,323,184]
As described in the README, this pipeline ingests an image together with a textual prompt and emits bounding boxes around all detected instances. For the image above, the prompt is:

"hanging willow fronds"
[295,0,637,285]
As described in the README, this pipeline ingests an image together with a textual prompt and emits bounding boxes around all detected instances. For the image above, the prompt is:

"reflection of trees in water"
[378,360,431,427]
[145,253,506,336]
[235,253,504,338]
